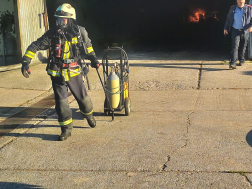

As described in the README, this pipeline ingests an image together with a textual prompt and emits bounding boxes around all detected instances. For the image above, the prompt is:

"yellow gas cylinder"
[106,70,120,109]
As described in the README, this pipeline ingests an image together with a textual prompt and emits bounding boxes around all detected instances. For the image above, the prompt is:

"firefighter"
[21,3,100,141]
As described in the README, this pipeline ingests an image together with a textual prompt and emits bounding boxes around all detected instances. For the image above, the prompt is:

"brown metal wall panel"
[17,0,48,62]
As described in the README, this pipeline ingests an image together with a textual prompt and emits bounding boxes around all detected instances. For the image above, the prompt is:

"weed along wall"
[0,0,17,66]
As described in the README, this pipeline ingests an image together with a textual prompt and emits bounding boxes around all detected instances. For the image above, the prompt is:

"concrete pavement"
[0,50,252,188]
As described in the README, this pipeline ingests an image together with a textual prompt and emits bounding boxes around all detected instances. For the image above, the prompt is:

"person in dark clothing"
[224,0,252,69]
[21,3,100,141]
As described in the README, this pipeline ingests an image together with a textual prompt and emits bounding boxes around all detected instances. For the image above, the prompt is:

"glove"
[21,57,31,78]
[91,59,100,69]
[90,58,100,69]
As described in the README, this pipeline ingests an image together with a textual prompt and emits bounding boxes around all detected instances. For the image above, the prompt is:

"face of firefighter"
[56,17,68,29]
[237,0,245,8]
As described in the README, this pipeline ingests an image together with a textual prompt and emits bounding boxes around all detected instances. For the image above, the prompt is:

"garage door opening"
[46,0,237,59]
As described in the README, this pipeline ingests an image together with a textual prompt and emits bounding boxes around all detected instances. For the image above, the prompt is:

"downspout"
[43,0,49,58]
[43,0,48,31]
[2,26,5,66]
[13,0,22,64]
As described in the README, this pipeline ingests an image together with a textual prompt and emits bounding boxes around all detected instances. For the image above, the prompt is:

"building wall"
[0,0,17,66]
[17,0,48,63]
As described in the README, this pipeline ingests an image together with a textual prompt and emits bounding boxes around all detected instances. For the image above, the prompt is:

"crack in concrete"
[244,174,252,186]
[160,155,171,171]
[222,171,252,186]
[160,111,194,171]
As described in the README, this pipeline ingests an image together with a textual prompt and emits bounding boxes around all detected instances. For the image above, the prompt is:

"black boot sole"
[87,117,96,128]
[229,65,236,69]
[58,133,71,141]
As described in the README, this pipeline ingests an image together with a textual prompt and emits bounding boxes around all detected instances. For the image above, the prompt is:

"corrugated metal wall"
[17,0,48,63]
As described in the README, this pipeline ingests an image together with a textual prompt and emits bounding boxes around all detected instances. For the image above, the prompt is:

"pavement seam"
[245,174,252,186]
[129,89,252,91]
[0,88,54,123]
[0,169,252,174]
[0,87,48,91]
[0,91,55,148]
[0,61,44,72]
[197,61,203,90]
[0,93,76,150]
[0,119,45,150]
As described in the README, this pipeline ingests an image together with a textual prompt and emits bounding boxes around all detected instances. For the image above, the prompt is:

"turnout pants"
[51,74,93,128]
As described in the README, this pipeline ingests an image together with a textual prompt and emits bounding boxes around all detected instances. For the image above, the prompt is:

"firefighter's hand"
[249,27,252,32]
[224,30,228,35]
[91,59,100,69]
[21,57,31,78]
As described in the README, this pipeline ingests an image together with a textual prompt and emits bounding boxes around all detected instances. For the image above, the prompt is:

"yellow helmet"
[54,3,76,20]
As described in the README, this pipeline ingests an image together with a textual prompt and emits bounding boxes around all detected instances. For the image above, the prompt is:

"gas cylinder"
[106,69,120,109]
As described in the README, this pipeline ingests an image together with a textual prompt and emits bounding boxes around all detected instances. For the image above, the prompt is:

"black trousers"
[230,28,250,65]
[51,74,93,127]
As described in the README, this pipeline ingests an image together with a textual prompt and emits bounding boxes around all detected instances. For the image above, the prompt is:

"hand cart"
[96,46,130,120]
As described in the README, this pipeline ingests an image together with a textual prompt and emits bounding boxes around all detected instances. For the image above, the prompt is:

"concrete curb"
[0,61,43,72]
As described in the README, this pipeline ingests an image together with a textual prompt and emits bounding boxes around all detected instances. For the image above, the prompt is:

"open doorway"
[45,0,241,60]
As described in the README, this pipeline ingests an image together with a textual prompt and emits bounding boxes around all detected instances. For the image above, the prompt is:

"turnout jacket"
[23,26,97,79]
[224,4,252,33]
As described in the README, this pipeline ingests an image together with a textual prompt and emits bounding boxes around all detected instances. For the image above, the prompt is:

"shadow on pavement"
[0,108,107,140]
[0,107,55,138]
[4,123,92,141]
[130,63,230,71]
[39,125,90,129]
[242,71,252,76]
[246,130,252,147]
[6,132,59,141]
[0,182,43,189]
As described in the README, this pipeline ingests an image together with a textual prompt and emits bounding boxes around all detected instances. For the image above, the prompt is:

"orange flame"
[189,9,205,23]
[214,14,219,20]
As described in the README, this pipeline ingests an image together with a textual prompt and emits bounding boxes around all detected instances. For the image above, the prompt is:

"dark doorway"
[46,0,237,56]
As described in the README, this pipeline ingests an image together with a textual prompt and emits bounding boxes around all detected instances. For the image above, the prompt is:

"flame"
[214,14,219,20]
[189,9,205,23]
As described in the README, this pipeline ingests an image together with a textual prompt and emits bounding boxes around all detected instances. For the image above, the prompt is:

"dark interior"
[46,0,241,56]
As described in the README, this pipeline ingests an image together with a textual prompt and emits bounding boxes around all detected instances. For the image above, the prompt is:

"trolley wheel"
[125,97,131,116]
[104,98,110,116]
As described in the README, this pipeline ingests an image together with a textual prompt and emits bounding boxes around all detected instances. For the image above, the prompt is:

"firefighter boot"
[58,122,73,141]
[86,114,96,128]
